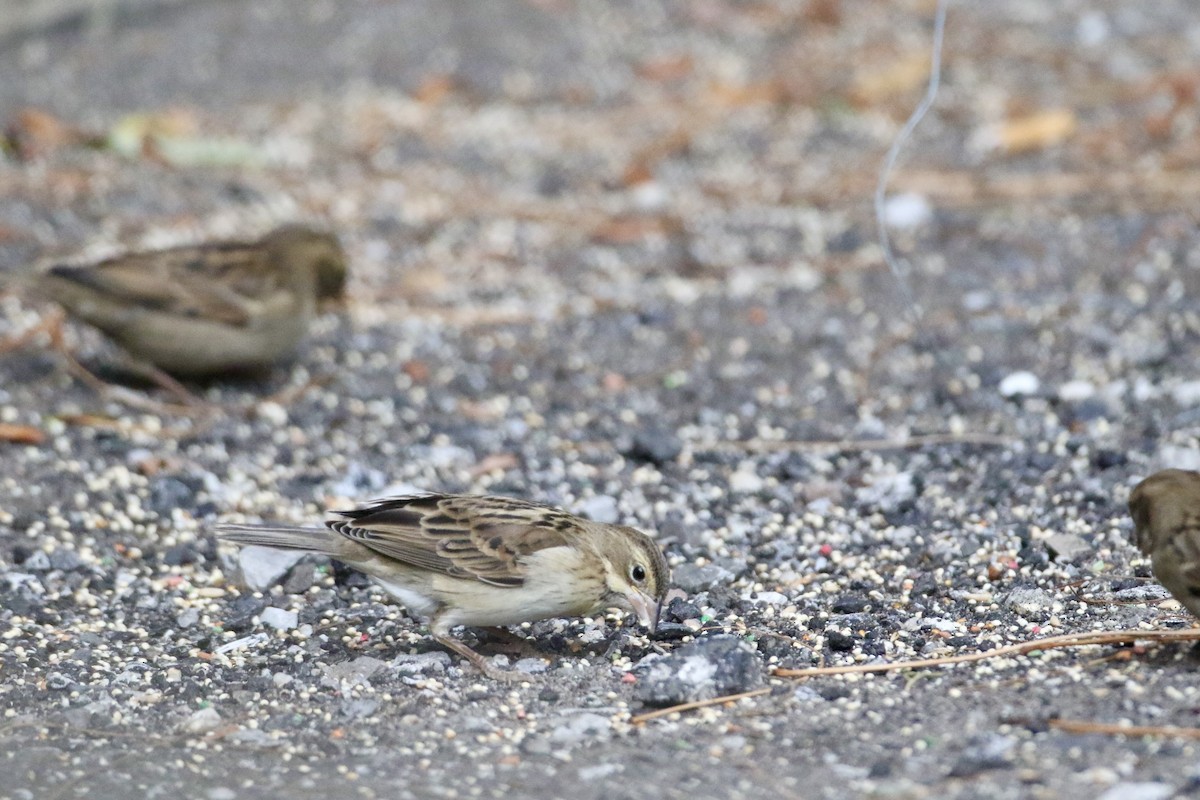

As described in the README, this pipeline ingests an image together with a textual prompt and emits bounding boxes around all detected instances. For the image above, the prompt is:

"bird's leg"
[107,352,210,410]
[42,313,212,418]
[432,631,526,683]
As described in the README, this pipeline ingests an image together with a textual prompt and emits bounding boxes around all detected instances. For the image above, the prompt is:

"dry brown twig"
[719,432,1016,454]
[773,628,1200,679]
[629,687,772,724]
[1047,719,1200,740]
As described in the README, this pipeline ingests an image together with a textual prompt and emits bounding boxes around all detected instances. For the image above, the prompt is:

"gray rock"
[340,698,380,719]
[20,551,51,571]
[181,706,222,735]
[792,685,824,703]
[393,651,451,675]
[520,736,552,756]
[1002,586,1054,618]
[238,546,309,592]
[1112,585,1171,603]
[856,469,916,512]
[514,658,549,674]
[319,656,388,688]
[48,549,83,572]
[577,495,619,524]
[1045,532,1090,562]
[634,635,764,707]
[626,428,682,466]
[259,607,298,631]
[175,608,201,628]
[2,572,43,593]
[578,763,624,780]
[948,734,1015,777]
[281,564,316,594]
[1096,783,1172,800]
[673,563,733,593]
[149,476,196,516]
[549,712,612,746]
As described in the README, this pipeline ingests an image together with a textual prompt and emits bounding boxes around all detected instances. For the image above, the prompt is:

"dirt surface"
[2,1,1200,798]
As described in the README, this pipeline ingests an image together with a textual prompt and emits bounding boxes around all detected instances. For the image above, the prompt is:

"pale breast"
[430,546,606,632]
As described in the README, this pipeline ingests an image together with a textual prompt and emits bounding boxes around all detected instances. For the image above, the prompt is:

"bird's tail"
[215,523,344,556]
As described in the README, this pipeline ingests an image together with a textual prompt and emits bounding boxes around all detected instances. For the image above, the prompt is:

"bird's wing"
[327,495,575,587]
[44,242,288,327]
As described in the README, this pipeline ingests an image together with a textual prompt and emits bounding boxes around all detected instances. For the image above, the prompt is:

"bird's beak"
[627,591,661,634]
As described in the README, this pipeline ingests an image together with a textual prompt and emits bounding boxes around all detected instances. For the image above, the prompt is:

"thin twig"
[1048,719,1200,740]
[773,629,1200,679]
[708,432,1015,454]
[630,687,772,724]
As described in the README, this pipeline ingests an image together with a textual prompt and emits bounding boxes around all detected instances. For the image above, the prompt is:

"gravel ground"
[3,1,1200,798]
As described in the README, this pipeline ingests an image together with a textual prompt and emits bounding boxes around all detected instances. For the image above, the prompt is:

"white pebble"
[256,401,288,427]
[181,706,222,735]
[1057,380,1095,403]
[729,464,764,494]
[1170,380,1200,407]
[259,607,298,631]
[999,371,1039,398]
[882,193,933,230]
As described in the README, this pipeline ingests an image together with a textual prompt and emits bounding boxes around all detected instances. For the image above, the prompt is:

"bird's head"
[597,526,671,633]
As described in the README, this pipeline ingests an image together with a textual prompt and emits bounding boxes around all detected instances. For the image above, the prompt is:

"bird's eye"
[630,564,647,583]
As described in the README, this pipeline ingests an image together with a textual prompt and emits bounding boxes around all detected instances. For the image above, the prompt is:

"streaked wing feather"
[50,242,284,326]
[328,495,574,587]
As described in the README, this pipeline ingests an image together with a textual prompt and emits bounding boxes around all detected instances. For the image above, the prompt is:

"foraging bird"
[1129,468,1200,617]
[32,225,346,377]
[216,493,671,681]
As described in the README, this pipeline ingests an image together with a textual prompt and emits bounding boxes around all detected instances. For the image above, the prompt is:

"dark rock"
[830,594,869,614]
[223,595,266,632]
[817,684,851,701]
[652,623,696,641]
[149,476,198,516]
[163,542,201,567]
[1045,533,1090,562]
[281,563,316,594]
[672,563,733,593]
[10,544,33,565]
[634,635,763,707]
[825,630,856,652]
[664,597,702,622]
[624,427,683,466]
[948,734,1015,777]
